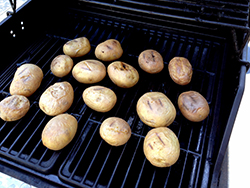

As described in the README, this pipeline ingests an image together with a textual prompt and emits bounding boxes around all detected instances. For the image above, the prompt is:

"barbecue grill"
[0,0,249,187]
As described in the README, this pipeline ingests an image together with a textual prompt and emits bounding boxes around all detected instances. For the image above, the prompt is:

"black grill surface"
[0,8,240,188]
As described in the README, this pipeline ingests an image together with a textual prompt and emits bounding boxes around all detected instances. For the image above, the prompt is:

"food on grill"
[0,95,30,121]
[10,63,43,97]
[39,81,74,116]
[100,117,131,146]
[63,37,91,58]
[138,49,164,74]
[41,113,78,151]
[82,85,117,112]
[50,55,74,77]
[107,61,139,88]
[95,39,123,61]
[72,59,106,84]
[136,92,176,127]
[143,127,180,167]
[168,57,193,85]
[178,91,210,122]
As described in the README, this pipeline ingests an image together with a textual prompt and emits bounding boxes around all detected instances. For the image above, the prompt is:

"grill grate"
[0,10,232,188]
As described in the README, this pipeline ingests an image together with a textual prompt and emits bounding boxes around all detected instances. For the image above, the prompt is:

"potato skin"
[39,81,74,116]
[82,86,117,112]
[63,37,91,58]
[143,127,180,167]
[168,57,193,85]
[72,60,106,84]
[178,91,209,122]
[107,61,139,88]
[42,113,78,151]
[138,49,164,74]
[95,39,123,61]
[100,117,131,146]
[50,55,73,77]
[10,63,43,97]
[136,92,176,127]
[0,95,30,121]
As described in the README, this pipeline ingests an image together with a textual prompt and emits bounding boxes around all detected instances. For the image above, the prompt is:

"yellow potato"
[50,55,74,77]
[107,61,139,88]
[136,92,176,127]
[0,95,30,121]
[42,113,78,151]
[82,85,117,112]
[72,60,106,84]
[95,39,123,61]
[100,117,131,146]
[10,63,43,97]
[143,127,180,167]
[39,81,74,116]
[63,37,91,58]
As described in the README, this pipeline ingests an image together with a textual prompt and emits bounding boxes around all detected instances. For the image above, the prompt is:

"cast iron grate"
[0,12,227,187]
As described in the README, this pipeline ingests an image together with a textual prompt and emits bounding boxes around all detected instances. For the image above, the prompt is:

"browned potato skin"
[39,81,74,116]
[107,61,139,88]
[0,95,30,121]
[168,57,193,85]
[100,117,131,146]
[63,37,91,58]
[42,113,78,151]
[50,55,73,77]
[10,64,43,97]
[143,127,180,167]
[178,91,209,122]
[136,92,176,127]
[138,49,164,74]
[95,39,123,61]
[72,60,106,84]
[82,86,117,112]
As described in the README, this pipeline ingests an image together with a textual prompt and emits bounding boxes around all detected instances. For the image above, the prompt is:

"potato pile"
[1,35,210,166]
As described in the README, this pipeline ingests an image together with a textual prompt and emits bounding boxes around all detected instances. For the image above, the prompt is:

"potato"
[100,117,131,146]
[10,63,43,97]
[138,49,164,74]
[95,39,123,61]
[42,113,78,151]
[50,55,73,77]
[107,61,139,88]
[72,60,106,84]
[136,92,176,127]
[178,91,209,122]
[39,81,74,116]
[168,57,193,85]
[63,37,91,58]
[0,95,30,121]
[82,86,117,112]
[143,127,180,167]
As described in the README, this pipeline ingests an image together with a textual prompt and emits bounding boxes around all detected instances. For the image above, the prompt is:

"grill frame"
[0,0,249,188]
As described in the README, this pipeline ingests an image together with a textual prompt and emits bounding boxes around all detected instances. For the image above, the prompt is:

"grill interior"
[0,1,248,188]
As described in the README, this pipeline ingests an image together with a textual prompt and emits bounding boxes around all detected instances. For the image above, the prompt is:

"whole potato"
[107,61,139,88]
[50,55,74,77]
[39,81,74,116]
[82,85,117,112]
[72,60,106,84]
[42,113,78,151]
[143,127,180,167]
[10,63,43,97]
[168,57,193,85]
[136,92,176,127]
[0,95,30,121]
[100,117,131,146]
[138,49,164,74]
[95,39,123,61]
[178,91,209,122]
[63,37,91,58]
